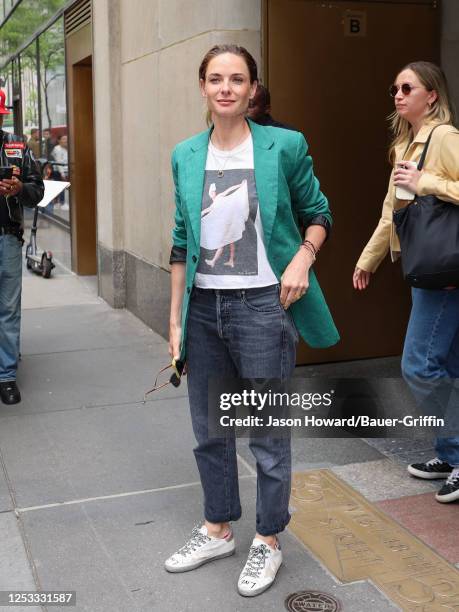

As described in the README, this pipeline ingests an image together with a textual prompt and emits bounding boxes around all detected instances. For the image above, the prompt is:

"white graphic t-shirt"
[194,134,278,289]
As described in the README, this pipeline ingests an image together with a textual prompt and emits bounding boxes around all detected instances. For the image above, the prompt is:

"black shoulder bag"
[393,128,459,289]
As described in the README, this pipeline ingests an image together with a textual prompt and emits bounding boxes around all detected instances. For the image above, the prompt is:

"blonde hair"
[388,61,456,163]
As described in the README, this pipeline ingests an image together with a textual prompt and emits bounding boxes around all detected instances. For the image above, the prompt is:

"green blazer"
[171,119,340,360]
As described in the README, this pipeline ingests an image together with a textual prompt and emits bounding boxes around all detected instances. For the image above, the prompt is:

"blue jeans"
[0,235,22,382]
[186,284,298,536]
[401,287,459,467]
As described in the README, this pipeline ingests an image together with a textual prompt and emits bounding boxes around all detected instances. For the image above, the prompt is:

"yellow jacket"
[357,121,459,273]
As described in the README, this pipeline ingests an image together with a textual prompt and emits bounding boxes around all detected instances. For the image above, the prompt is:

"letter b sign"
[350,19,360,34]
[344,11,366,37]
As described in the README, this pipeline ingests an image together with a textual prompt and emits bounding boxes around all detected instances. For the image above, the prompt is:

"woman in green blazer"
[165,44,339,597]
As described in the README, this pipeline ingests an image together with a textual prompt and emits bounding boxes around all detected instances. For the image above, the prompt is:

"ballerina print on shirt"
[201,180,249,268]
[197,169,259,276]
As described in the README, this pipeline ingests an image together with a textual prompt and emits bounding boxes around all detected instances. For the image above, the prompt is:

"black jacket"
[0,130,45,228]
[251,113,297,131]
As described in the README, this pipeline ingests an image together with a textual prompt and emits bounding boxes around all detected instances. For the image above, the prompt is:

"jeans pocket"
[241,287,281,313]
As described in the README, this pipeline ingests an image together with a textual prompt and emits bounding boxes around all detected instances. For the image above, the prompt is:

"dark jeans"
[186,284,298,536]
[0,235,22,381]
[401,287,459,467]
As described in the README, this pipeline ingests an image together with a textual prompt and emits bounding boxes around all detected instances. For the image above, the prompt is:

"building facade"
[1,0,458,363]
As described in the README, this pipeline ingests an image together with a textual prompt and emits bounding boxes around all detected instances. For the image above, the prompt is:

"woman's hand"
[280,248,312,309]
[394,164,422,194]
[353,267,371,290]
[169,323,182,360]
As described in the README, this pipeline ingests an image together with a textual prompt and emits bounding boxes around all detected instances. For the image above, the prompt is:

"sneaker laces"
[242,544,269,579]
[426,457,443,466]
[176,526,210,557]
[445,468,459,485]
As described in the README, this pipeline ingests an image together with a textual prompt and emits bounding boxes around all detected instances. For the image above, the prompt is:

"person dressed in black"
[247,83,295,130]
[0,92,44,404]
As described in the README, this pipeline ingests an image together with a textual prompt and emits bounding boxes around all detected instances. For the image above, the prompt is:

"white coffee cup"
[395,160,418,200]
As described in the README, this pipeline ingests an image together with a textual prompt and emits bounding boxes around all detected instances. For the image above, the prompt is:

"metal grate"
[64,0,91,37]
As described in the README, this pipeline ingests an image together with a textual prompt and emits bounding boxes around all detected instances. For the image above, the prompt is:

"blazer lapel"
[248,120,278,249]
[184,128,211,247]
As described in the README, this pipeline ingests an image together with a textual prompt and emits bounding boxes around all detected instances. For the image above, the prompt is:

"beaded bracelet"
[300,242,316,262]
[303,239,319,256]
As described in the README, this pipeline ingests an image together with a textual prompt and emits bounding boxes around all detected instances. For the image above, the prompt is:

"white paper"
[37,180,71,208]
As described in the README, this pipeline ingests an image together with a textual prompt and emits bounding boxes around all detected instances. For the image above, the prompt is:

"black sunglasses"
[389,83,422,98]
[143,359,185,401]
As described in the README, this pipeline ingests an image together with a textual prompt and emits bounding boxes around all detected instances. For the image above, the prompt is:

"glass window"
[21,41,40,154]
[11,55,21,134]
[0,0,66,66]
[39,18,66,155]
[1,11,69,224]
[0,0,18,25]
[39,17,68,222]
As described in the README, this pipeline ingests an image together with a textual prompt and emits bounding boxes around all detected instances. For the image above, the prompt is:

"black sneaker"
[407,457,453,479]
[436,468,459,503]
[0,381,21,405]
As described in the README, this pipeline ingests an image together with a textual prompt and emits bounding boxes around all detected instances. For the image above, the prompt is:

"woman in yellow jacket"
[354,61,459,503]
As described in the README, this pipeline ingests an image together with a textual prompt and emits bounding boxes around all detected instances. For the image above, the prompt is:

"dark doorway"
[265,0,440,364]
[69,55,96,275]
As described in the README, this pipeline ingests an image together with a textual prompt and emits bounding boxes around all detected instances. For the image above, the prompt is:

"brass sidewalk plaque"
[289,470,459,612]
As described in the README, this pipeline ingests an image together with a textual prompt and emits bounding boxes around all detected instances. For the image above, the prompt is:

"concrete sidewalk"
[0,265,457,611]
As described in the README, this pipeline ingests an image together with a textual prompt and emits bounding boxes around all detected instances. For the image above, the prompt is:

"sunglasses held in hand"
[143,358,185,401]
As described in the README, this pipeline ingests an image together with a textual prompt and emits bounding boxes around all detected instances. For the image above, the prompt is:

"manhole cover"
[285,591,341,612]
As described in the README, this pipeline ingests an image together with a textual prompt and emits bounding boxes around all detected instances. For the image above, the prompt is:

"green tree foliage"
[0,1,65,131]
[0,0,65,64]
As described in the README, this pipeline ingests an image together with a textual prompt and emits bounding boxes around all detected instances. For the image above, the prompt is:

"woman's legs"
[226,285,297,539]
[187,285,297,538]
[224,243,235,267]
[221,285,297,596]
[165,289,239,573]
[168,285,297,589]
[186,288,242,527]
[435,321,459,467]
[402,288,459,468]
[205,247,224,268]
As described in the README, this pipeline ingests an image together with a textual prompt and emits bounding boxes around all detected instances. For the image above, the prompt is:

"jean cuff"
[256,513,291,536]
[204,510,242,524]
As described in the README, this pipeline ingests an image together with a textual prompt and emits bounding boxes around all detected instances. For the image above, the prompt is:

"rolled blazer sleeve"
[289,132,332,229]
[417,132,459,204]
[169,148,187,264]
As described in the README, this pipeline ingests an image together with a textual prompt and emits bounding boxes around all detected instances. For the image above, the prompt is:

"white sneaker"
[164,525,235,573]
[238,538,282,597]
